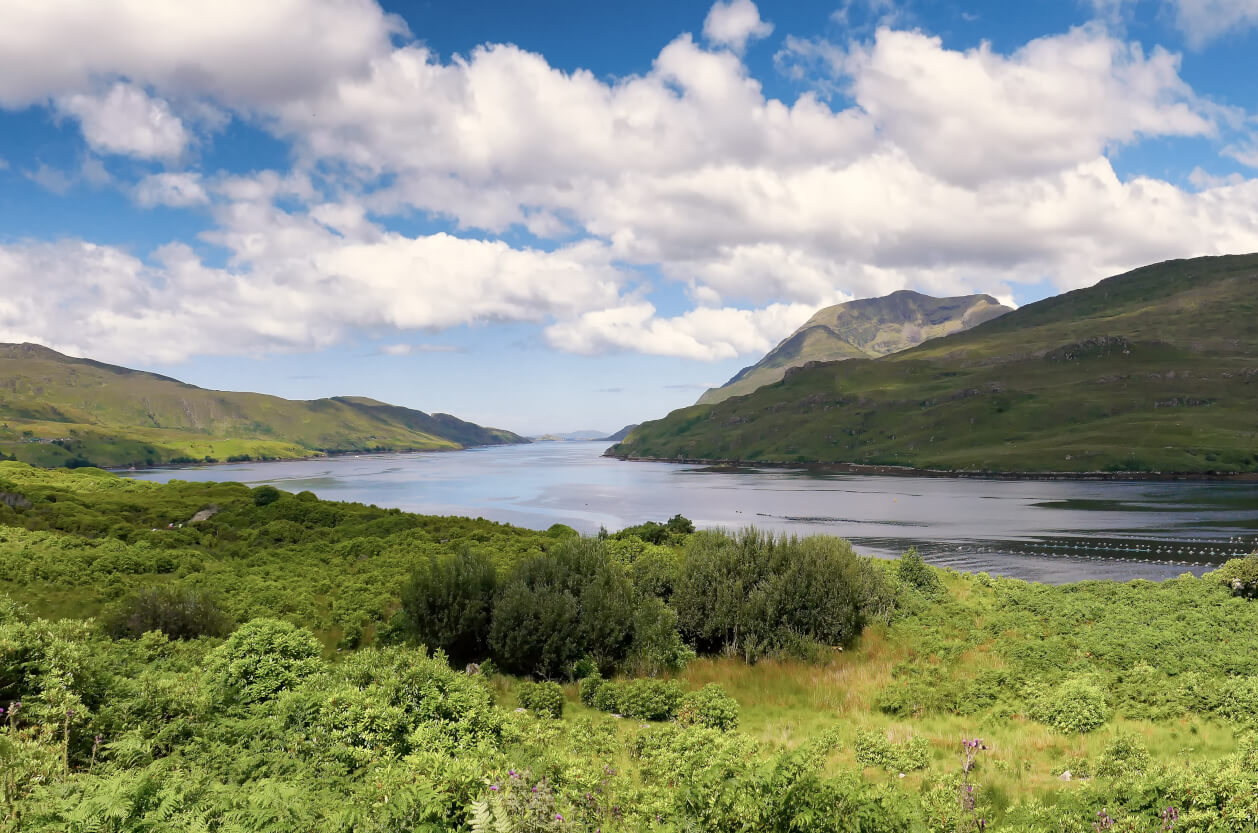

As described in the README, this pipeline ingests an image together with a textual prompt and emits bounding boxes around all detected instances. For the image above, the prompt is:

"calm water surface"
[128,442,1258,584]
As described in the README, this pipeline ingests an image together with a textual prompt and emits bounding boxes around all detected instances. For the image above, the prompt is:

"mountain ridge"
[613,254,1258,475]
[0,343,527,468]
[697,290,1012,405]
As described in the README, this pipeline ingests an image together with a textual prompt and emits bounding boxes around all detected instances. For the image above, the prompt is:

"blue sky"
[1,0,1256,435]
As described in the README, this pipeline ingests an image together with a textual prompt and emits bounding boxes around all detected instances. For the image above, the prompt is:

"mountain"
[533,430,609,441]
[697,291,1012,405]
[603,424,639,441]
[611,254,1258,475]
[0,343,527,468]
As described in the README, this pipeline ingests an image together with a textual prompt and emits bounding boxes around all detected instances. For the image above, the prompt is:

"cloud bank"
[0,0,1256,364]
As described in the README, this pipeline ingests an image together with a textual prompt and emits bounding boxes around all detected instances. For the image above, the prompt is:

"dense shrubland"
[1,460,1258,831]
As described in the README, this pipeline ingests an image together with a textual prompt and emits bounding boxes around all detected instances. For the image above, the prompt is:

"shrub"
[103,584,234,640]
[676,683,739,731]
[896,547,944,598]
[591,679,622,713]
[517,680,565,718]
[251,485,281,507]
[1095,732,1151,777]
[206,618,323,704]
[627,597,693,676]
[398,548,496,665]
[1029,677,1110,734]
[673,530,883,662]
[489,537,640,678]
[852,729,929,772]
[618,678,685,721]
[578,671,605,707]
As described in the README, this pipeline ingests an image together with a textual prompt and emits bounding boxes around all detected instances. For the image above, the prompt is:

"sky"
[1,0,1257,435]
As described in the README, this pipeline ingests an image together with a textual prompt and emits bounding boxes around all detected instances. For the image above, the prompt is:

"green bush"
[102,584,234,641]
[676,683,739,731]
[673,530,887,662]
[618,678,685,721]
[206,618,323,704]
[591,679,622,713]
[488,537,640,678]
[1028,677,1110,734]
[896,547,944,598]
[516,680,564,718]
[852,729,929,772]
[578,671,605,707]
[251,485,281,507]
[398,548,496,665]
[1095,732,1151,777]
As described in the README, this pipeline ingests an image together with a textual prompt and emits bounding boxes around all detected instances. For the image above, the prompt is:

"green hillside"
[697,290,1011,405]
[613,254,1258,474]
[0,343,526,468]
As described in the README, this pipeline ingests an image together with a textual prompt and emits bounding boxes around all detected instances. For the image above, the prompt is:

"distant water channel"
[127,441,1258,584]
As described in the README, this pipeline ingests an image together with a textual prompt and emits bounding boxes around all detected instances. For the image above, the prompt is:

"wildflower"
[555,814,564,821]
[489,785,499,791]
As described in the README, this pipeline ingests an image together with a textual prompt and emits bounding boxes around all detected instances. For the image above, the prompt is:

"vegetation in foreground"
[614,254,1258,474]
[2,461,1258,830]
[0,342,526,469]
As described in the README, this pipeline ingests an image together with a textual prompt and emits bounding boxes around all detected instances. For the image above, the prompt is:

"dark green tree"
[398,548,497,665]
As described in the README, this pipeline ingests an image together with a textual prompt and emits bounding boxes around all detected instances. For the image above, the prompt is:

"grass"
[617,254,1258,474]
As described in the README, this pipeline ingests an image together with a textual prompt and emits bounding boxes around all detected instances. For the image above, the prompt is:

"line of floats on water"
[935,536,1256,565]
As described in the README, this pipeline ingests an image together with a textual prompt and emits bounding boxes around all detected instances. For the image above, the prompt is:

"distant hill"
[533,430,609,441]
[0,343,527,468]
[698,291,1011,405]
[612,254,1258,475]
[603,424,639,442]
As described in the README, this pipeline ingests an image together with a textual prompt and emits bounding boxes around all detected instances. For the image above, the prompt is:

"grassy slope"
[616,254,1258,474]
[0,344,526,467]
[697,291,1012,405]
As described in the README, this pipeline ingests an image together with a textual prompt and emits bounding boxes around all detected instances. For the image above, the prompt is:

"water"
[127,442,1258,584]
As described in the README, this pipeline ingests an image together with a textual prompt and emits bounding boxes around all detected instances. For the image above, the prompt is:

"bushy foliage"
[896,547,945,598]
[489,537,638,678]
[673,529,888,661]
[618,678,685,721]
[676,682,739,731]
[852,728,930,772]
[1094,732,1152,777]
[205,618,323,704]
[397,547,496,664]
[9,465,1258,832]
[102,584,234,640]
[516,680,565,718]
[611,514,694,545]
[1027,676,1110,734]
[251,484,282,506]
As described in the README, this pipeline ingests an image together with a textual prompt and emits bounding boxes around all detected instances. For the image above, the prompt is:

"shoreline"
[108,440,531,474]
[605,452,1258,483]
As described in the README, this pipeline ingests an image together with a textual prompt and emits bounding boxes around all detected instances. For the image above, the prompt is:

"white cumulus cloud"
[56,83,190,159]
[703,0,774,51]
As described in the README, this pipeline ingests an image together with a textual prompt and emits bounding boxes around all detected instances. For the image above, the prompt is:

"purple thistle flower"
[489,784,499,791]
[555,814,563,821]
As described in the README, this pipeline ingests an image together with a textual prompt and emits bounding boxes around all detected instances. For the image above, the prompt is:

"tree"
[398,548,497,665]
